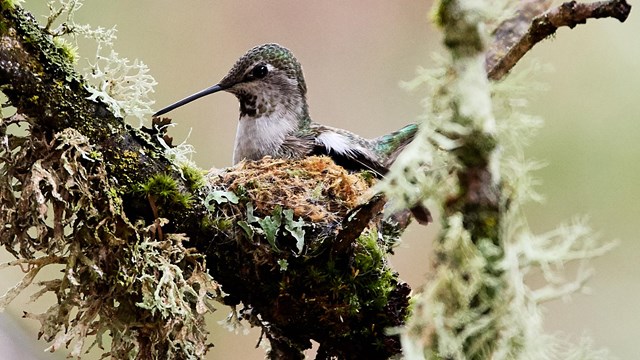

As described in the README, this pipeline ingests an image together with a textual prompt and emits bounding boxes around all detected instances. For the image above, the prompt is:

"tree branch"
[0,4,411,359]
[486,0,632,80]
[396,0,630,358]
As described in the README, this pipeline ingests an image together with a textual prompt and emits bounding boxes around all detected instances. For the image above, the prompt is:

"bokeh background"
[1,1,638,359]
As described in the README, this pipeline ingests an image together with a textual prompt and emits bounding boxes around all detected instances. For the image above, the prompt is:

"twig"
[487,0,632,80]
[333,194,386,255]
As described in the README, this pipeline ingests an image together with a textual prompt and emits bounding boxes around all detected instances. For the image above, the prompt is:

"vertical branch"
[435,0,504,357]
[398,1,629,359]
[402,1,506,359]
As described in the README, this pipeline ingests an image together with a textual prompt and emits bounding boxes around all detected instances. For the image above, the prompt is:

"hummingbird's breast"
[232,111,299,164]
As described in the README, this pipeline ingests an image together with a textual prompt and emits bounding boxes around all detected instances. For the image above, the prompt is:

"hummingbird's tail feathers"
[373,123,418,165]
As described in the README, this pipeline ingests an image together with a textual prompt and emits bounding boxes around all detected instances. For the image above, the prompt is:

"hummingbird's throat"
[235,78,306,118]
[232,107,300,164]
[238,93,261,118]
[231,79,308,164]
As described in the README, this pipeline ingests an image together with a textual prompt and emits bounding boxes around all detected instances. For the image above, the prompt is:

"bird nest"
[209,156,376,223]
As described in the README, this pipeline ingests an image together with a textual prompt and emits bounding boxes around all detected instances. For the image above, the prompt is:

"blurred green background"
[1,1,638,359]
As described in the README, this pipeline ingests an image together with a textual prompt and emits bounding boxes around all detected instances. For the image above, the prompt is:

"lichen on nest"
[201,156,410,358]
[209,156,376,223]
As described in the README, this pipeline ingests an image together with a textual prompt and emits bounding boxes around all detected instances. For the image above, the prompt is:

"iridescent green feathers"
[219,43,308,97]
[373,123,418,163]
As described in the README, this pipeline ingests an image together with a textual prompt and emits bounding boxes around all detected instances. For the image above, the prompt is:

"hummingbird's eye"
[251,64,269,79]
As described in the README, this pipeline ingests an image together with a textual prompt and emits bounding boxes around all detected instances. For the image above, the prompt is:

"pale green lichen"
[157,126,201,178]
[390,0,616,359]
[42,0,157,125]
[85,48,157,124]
[43,0,81,35]
[0,124,218,359]
[44,0,181,203]
[373,55,459,211]
[403,213,501,359]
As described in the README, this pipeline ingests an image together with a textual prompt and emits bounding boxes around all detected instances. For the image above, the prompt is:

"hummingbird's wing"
[309,131,432,225]
[279,131,387,176]
[310,129,388,177]
[284,125,432,225]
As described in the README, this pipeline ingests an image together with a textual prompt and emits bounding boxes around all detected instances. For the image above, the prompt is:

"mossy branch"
[394,0,630,359]
[0,3,411,359]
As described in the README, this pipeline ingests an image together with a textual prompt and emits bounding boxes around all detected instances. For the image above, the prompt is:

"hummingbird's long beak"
[153,84,226,117]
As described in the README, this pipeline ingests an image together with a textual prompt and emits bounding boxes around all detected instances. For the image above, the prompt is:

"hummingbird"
[154,43,430,224]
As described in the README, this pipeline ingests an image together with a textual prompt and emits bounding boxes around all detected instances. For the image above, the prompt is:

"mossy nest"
[200,156,410,358]
[209,155,376,223]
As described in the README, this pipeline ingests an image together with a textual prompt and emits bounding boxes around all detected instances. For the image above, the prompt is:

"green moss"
[233,183,248,200]
[309,183,323,201]
[352,229,397,310]
[180,165,205,192]
[285,168,306,177]
[137,173,192,210]
[199,215,234,234]
[52,37,78,64]
[270,226,401,332]
[89,150,102,160]
[208,217,233,231]
[1,0,23,11]
[358,170,378,185]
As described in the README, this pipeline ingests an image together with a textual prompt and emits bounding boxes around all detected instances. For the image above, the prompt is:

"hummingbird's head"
[153,43,309,120]
[220,44,306,98]
[218,43,308,119]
